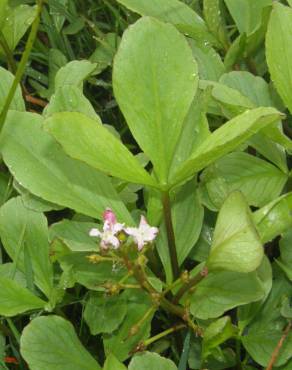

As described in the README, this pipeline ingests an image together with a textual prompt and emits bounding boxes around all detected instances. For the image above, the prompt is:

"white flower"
[89,208,124,250]
[125,215,159,250]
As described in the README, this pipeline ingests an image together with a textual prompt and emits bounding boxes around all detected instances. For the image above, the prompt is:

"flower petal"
[89,228,101,237]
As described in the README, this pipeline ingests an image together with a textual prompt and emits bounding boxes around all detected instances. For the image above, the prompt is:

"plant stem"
[162,191,180,280]
[266,321,292,370]
[127,306,156,339]
[0,0,44,132]
[143,324,186,347]
[173,267,208,304]
[123,255,201,334]
[25,94,47,107]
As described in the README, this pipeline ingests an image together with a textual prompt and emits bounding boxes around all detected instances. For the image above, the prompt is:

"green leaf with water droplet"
[116,0,215,45]
[171,107,282,186]
[0,3,37,53]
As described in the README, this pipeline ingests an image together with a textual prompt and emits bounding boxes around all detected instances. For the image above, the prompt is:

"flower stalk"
[173,267,208,304]
[141,323,186,348]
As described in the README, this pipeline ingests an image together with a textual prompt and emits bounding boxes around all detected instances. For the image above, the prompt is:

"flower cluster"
[89,208,159,251]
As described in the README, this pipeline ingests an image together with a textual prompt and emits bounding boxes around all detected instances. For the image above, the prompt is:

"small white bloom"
[89,209,124,250]
[125,215,158,250]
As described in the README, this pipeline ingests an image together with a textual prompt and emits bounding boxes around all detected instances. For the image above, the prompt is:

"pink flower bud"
[90,208,124,250]
[102,208,117,225]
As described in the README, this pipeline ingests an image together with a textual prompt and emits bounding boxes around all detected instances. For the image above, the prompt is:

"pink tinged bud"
[125,215,159,250]
[103,208,117,225]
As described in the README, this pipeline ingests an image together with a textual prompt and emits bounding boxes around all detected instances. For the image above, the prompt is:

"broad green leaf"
[172,107,282,185]
[58,252,127,290]
[242,274,292,367]
[84,292,127,335]
[173,181,204,265]
[266,3,292,114]
[277,359,292,370]
[0,276,45,316]
[43,85,97,119]
[0,111,133,224]
[50,220,98,252]
[201,152,287,209]
[244,5,272,57]
[129,352,177,370]
[20,316,101,370]
[0,197,54,299]
[280,297,292,319]
[170,92,210,176]
[113,17,198,185]
[0,67,25,112]
[116,0,213,44]
[202,316,237,359]
[248,134,288,174]
[215,72,292,153]
[203,0,230,50]
[224,0,271,35]
[188,340,237,370]
[45,112,157,187]
[103,291,153,361]
[224,34,246,71]
[253,193,292,243]
[50,0,69,32]
[203,350,236,370]
[14,182,64,212]
[63,17,85,35]
[90,33,120,75]
[200,79,254,118]
[1,4,36,52]
[219,71,273,107]
[55,60,96,90]
[190,270,265,319]
[188,40,225,81]
[207,192,263,273]
[263,124,292,152]
[189,224,213,263]
[103,354,127,370]
[0,262,26,287]
[0,0,8,28]
[238,256,273,331]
